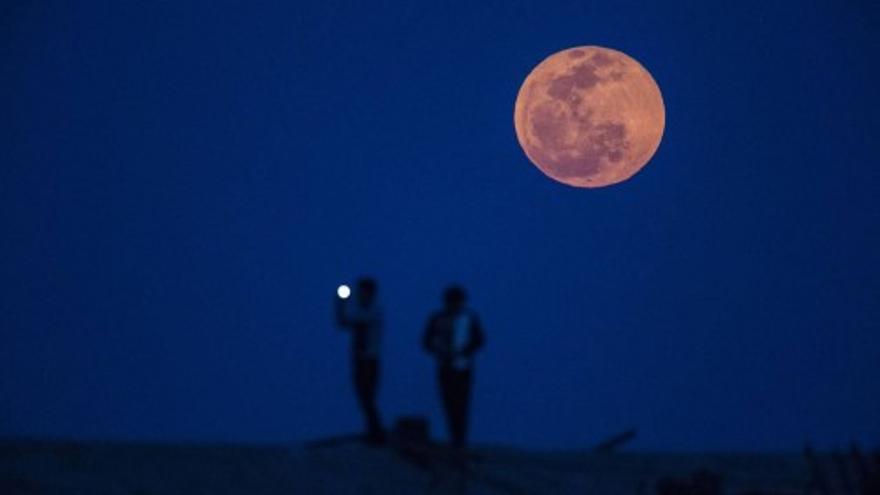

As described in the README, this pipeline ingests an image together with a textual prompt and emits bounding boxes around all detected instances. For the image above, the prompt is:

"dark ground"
[0,439,830,494]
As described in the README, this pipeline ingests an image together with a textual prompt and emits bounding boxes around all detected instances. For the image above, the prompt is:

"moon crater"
[514,46,665,188]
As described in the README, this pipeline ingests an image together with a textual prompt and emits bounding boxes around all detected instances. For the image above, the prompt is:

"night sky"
[2,1,878,451]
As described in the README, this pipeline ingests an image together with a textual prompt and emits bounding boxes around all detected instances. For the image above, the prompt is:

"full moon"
[514,46,665,188]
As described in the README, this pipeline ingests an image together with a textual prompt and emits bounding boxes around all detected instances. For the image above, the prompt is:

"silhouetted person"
[423,285,485,449]
[335,277,385,444]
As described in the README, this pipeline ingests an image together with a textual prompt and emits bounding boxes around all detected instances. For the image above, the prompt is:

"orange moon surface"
[514,46,665,188]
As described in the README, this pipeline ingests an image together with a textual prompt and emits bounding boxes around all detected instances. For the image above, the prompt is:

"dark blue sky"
[2,1,878,451]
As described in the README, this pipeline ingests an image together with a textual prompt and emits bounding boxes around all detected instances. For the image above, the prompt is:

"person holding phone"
[335,277,385,444]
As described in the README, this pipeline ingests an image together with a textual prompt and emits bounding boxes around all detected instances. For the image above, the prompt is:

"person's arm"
[335,297,350,329]
[463,312,485,356]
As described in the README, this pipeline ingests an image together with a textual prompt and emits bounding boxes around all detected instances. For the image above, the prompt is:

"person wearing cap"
[335,277,385,444]
[422,285,485,449]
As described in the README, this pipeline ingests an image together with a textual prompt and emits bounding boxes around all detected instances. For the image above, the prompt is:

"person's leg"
[455,369,473,448]
[439,368,457,446]
[364,359,384,441]
[449,369,472,449]
[354,358,384,442]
